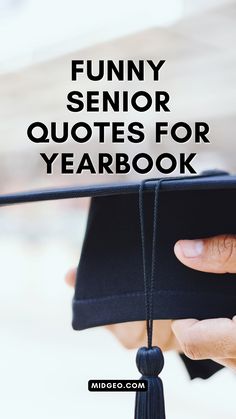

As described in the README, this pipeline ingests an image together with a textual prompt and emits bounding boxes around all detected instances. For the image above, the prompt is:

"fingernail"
[179,240,204,258]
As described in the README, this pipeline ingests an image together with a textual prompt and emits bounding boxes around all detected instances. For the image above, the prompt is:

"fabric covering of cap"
[73,172,236,330]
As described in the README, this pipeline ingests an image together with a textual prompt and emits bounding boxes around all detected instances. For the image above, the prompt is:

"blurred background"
[0,0,236,418]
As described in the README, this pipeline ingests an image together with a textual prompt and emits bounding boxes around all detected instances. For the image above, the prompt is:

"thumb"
[174,235,236,274]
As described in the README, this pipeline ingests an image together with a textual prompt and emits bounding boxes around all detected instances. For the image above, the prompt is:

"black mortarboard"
[73,170,236,330]
[1,169,236,419]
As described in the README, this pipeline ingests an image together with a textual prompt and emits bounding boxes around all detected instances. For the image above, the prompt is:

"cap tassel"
[135,346,165,419]
[136,179,166,418]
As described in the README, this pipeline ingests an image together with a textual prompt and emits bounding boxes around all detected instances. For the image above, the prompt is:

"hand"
[66,234,236,371]
[65,268,179,351]
[173,235,236,371]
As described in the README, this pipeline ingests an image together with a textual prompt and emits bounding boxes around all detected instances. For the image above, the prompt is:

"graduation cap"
[1,169,236,419]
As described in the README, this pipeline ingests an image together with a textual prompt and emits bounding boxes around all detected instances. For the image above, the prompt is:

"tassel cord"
[139,179,163,348]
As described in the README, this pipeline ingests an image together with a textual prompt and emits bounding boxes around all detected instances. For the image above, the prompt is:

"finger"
[106,321,146,349]
[174,235,236,273]
[106,320,180,351]
[172,317,236,360]
[152,320,181,351]
[65,268,77,287]
[215,317,236,371]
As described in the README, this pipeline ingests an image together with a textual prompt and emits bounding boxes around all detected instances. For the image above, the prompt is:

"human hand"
[173,235,236,371]
[66,234,236,371]
[65,268,179,351]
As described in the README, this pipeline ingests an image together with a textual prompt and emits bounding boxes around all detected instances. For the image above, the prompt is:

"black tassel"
[135,346,166,419]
